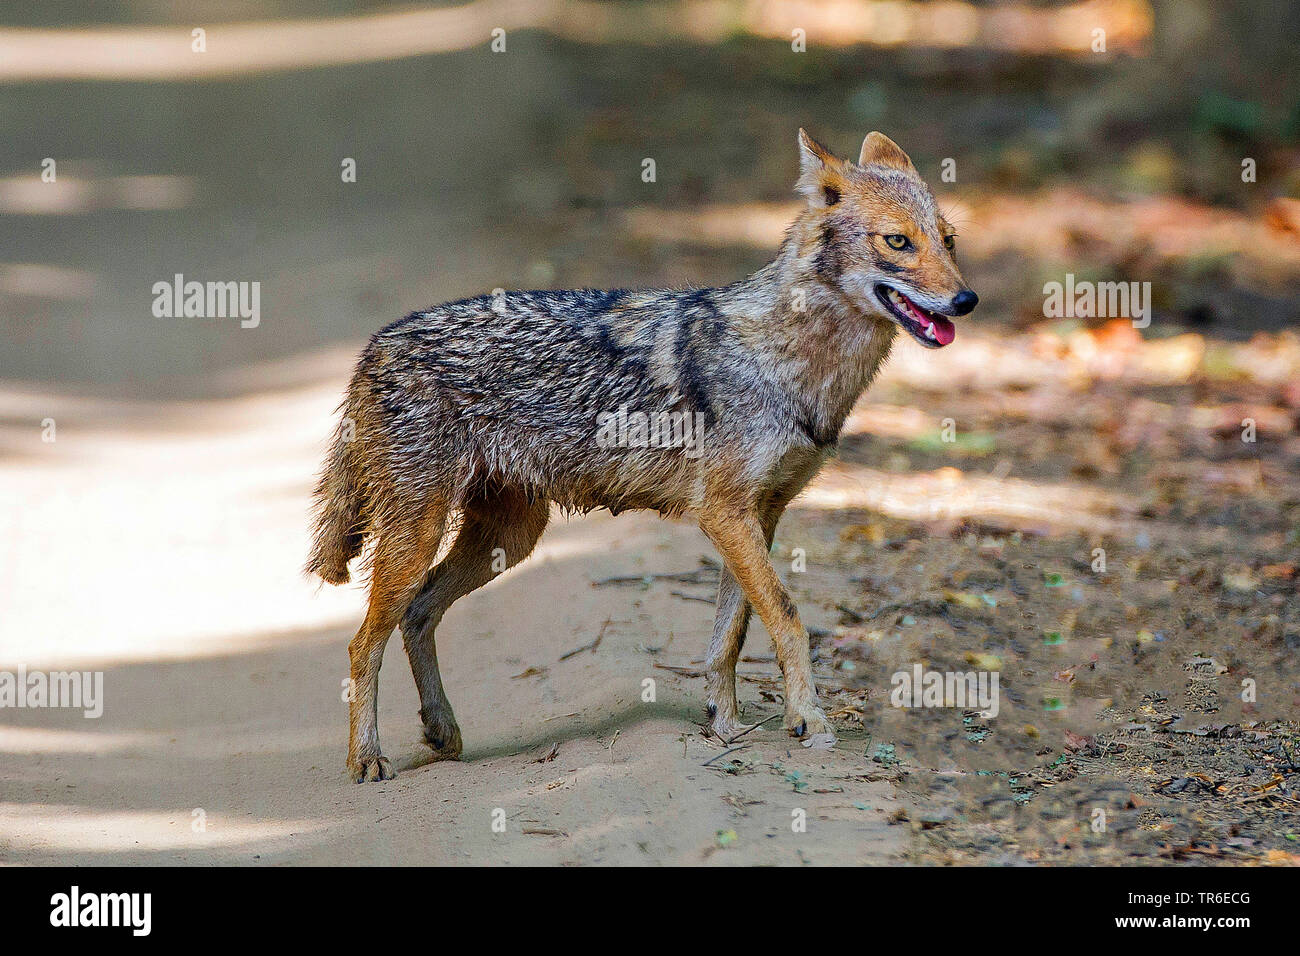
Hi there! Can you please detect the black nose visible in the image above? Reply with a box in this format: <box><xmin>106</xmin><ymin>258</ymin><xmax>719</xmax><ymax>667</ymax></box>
<box><xmin>950</xmin><ymin>290</ymin><xmax>979</xmax><ymax>315</ymax></box>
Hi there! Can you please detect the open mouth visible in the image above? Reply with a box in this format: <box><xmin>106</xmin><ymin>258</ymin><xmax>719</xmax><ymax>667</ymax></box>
<box><xmin>874</xmin><ymin>284</ymin><xmax>957</xmax><ymax>348</ymax></box>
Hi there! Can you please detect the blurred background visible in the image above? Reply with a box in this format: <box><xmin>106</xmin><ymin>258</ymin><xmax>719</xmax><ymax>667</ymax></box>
<box><xmin>3</xmin><ymin>0</ymin><xmax>1297</xmax><ymax>390</ymax></box>
<box><xmin>1</xmin><ymin>1</ymin><xmax>1298</xmax><ymax>865</ymax></box>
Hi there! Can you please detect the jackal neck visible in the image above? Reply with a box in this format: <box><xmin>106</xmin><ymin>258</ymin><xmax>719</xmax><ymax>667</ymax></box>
<box><xmin>730</xmin><ymin>215</ymin><xmax>898</xmax><ymax>444</ymax></box>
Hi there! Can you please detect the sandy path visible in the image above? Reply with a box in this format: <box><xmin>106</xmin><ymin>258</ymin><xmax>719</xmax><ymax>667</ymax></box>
<box><xmin>0</xmin><ymin>352</ymin><xmax>905</xmax><ymax>865</ymax></box>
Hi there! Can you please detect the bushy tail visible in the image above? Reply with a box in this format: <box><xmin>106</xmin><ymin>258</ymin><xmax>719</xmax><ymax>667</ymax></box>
<box><xmin>306</xmin><ymin>410</ymin><xmax>368</xmax><ymax>585</ymax></box>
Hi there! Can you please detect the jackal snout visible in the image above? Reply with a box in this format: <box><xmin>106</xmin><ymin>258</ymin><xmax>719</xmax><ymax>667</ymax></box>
<box><xmin>796</xmin><ymin>127</ymin><xmax>978</xmax><ymax>348</ymax></box>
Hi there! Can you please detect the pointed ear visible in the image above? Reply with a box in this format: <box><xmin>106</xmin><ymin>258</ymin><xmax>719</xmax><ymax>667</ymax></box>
<box><xmin>858</xmin><ymin>131</ymin><xmax>917</xmax><ymax>175</ymax></box>
<box><xmin>796</xmin><ymin>128</ymin><xmax>845</xmax><ymax>207</ymax></box>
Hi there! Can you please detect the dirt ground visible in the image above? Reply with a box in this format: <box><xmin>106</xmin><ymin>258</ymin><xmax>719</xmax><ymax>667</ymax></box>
<box><xmin>0</xmin><ymin>348</ymin><xmax>909</xmax><ymax>866</ymax></box>
<box><xmin>3</xmin><ymin>314</ymin><xmax>1298</xmax><ymax>866</ymax></box>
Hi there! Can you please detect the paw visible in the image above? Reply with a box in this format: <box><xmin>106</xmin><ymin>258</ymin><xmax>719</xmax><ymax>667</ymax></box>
<box><xmin>349</xmin><ymin>755</ymin><xmax>396</xmax><ymax>783</ymax></box>
<box><xmin>707</xmin><ymin>707</ymin><xmax>748</xmax><ymax>743</ymax></box>
<box><xmin>423</xmin><ymin>721</ymin><xmax>463</xmax><ymax>761</ymax></box>
<box><xmin>784</xmin><ymin>702</ymin><xmax>835</xmax><ymax>741</ymax></box>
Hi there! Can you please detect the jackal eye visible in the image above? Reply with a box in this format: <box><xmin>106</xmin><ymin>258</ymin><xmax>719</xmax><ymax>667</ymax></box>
<box><xmin>943</xmin><ymin>235</ymin><xmax>956</xmax><ymax>253</ymax></box>
<box><xmin>884</xmin><ymin>234</ymin><xmax>911</xmax><ymax>251</ymax></box>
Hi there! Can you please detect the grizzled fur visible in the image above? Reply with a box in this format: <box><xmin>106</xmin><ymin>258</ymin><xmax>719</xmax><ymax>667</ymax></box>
<box><xmin>308</xmin><ymin>129</ymin><xmax>977</xmax><ymax>782</ymax></box>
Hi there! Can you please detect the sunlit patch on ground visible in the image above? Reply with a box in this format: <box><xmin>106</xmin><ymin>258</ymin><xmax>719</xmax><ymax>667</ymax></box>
<box><xmin>0</xmin><ymin>0</ymin><xmax>1153</xmax><ymax>81</ymax></box>
<box><xmin>0</xmin><ymin>803</ymin><xmax>334</xmax><ymax>855</ymax></box>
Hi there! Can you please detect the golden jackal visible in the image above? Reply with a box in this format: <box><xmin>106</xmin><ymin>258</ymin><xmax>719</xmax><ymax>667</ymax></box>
<box><xmin>309</xmin><ymin>130</ymin><xmax>978</xmax><ymax>781</ymax></box>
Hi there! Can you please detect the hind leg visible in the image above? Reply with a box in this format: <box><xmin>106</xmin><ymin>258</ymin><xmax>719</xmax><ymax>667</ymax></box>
<box><xmin>401</xmin><ymin>488</ymin><xmax>548</xmax><ymax>760</ymax></box>
<box><xmin>347</xmin><ymin>506</ymin><xmax>447</xmax><ymax>783</ymax></box>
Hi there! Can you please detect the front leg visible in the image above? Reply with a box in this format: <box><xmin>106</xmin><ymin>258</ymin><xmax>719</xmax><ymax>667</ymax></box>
<box><xmin>705</xmin><ymin>505</ymin><xmax>783</xmax><ymax>739</ymax></box>
<box><xmin>700</xmin><ymin>506</ymin><xmax>832</xmax><ymax>740</ymax></box>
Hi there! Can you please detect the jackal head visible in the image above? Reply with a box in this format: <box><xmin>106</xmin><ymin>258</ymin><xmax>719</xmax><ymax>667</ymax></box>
<box><xmin>795</xmin><ymin>128</ymin><xmax>978</xmax><ymax>348</ymax></box>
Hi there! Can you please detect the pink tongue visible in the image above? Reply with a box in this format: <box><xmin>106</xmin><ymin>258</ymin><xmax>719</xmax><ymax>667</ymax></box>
<box><xmin>929</xmin><ymin>315</ymin><xmax>956</xmax><ymax>345</ymax></box>
<box><xmin>903</xmin><ymin>297</ymin><xmax>957</xmax><ymax>346</ymax></box>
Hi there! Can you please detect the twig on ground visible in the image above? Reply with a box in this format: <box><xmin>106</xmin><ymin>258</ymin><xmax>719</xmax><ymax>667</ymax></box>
<box><xmin>591</xmin><ymin>560</ymin><xmax>720</xmax><ymax>589</ymax></box>
<box><xmin>724</xmin><ymin>712</ymin><xmax>783</xmax><ymax>745</ymax></box>
<box><xmin>703</xmin><ymin>744</ymin><xmax>752</xmax><ymax>767</ymax></box>
<box><xmin>670</xmin><ymin>590</ymin><xmax>714</xmax><ymax>604</ymax></box>
<box><xmin>654</xmin><ymin>662</ymin><xmax>705</xmax><ymax>678</ymax></box>
<box><xmin>559</xmin><ymin>616</ymin><xmax>612</xmax><ymax>660</ymax></box>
